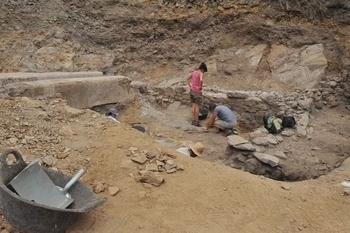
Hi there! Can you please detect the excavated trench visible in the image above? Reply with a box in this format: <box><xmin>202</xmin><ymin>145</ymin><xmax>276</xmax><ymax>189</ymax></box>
<box><xmin>91</xmin><ymin>103</ymin><xmax>148</xmax><ymax>133</ymax></box>
<box><xmin>91</xmin><ymin>98</ymin><xmax>350</xmax><ymax>183</ymax></box>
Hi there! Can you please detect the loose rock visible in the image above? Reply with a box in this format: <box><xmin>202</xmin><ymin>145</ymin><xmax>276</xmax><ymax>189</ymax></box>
<box><xmin>93</xmin><ymin>181</ymin><xmax>105</xmax><ymax>194</ymax></box>
<box><xmin>108</xmin><ymin>187</ymin><xmax>120</xmax><ymax>196</ymax></box>
<box><xmin>135</xmin><ymin>170</ymin><xmax>164</xmax><ymax>187</ymax></box>
<box><xmin>131</xmin><ymin>155</ymin><xmax>148</xmax><ymax>164</ymax></box>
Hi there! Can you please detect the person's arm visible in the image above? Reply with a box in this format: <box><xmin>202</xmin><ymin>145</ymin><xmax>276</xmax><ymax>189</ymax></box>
<box><xmin>199</xmin><ymin>72</ymin><xmax>203</xmax><ymax>90</ymax></box>
<box><xmin>203</xmin><ymin>113</ymin><xmax>217</xmax><ymax>130</ymax></box>
<box><xmin>186</xmin><ymin>73</ymin><xmax>192</xmax><ymax>88</ymax></box>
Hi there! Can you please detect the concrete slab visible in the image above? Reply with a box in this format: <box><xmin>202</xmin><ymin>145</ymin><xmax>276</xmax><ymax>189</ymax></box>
<box><xmin>0</xmin><ymin>71</ymin><xmax>103</xmax><ymax>86</ymax></box>
<box><xmin>5</xmin><ymin>76</ymin><xmax>136</xmax><ymax>109</ymax></box>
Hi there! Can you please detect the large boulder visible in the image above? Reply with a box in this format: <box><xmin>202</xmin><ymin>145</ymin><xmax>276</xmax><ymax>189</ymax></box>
<box><xmin>268</xmin><ymin>44</ymin><xmax>327</xmax><ymax>89</ymax></box>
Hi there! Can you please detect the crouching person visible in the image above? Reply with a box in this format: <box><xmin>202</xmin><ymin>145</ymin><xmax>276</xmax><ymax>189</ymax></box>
<box><xmin>203</xmin><ymin>103</ymin><xmax>238</xmax><ymax>136</ymax></box>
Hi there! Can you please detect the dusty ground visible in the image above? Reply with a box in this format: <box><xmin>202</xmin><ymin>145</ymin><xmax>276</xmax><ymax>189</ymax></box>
<box><xmin>70</xmin><ymin>98</ymin><xmax>350</xmax><ymax>233</ymax></box>
<box><xmin>0</xmin><ymin>96</ymin><xmax>349</xmax><ymax>233</ymax></box>
<box><xmin>1</xmin><ymin>0</ymin><xmax>350</xmax><ymax>232</ymax></box>
<box><xmin>120</xmin><ymin>100</ymin><xmax>350</xmax><ymax>180</ymax></box>
<box><xmin>56</xmin><ymin>98</ymin><xmax>350</xmax><ymax>233</ymax></box>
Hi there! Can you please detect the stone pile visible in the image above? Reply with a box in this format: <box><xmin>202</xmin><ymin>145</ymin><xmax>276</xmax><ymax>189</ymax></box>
<box><xmin>0</xmin><ymin>97</ymin><xmax>96</xmax><ymax>173</ymax></box>
<box><xmin>225</xmin><ymin>132</ymin><xmax>287</xmax><ymax>180</ymax></box>
<box><xmin>121</xmin><ymin>147</ymin><xmax>184</xmax><ymax>187</ymax></box>
<box><xmin>223</xmin><ymin>112</ymin><xmax>335</xmax><ymax>181</ymax></box>
<box><xmin>0</xmin><ymin>97</ymin><xmax>102</xmax><ymax>232</ymax></box>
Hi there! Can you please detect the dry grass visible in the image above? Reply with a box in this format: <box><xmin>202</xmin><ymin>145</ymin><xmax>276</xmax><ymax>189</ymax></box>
<box><xmin>269</xmin><ymin>0</ymin><xmax>349</xmax><ymax>19</ymax></box>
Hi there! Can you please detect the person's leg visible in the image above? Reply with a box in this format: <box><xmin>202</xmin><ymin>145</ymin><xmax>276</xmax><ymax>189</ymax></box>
<box><xmin>190</xmin><ymin>92</ymin><xmax>196</xmax><ymax>125</ymax></box>
<box><xmin>194</xmin><ymin>103</ymin><xmax>199</xmax><ymax>121</ymax></box>
<box><xmin>193</xmin><ymin>93</ymin><xmax>203</xmax><ymax>127</ymax></box>
<box><xmin>214</xmin><ymin>120</ymin><xmax>235</xmax><ymax>135</ymax></box>
<box><xmin>191</xmin><ymin>103</ymin><xmax>195</xmax><ymax>121</ymax></box>
<box><xmin>213</xmin><ymin>120</ymin><xmax>228</xmax><ymax>130</ymax></box>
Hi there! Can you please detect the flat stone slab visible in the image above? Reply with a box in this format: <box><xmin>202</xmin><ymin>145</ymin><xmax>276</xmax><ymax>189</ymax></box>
<box><xmin>252</xmin><ymin>137</ymin><xmax>269</xmax><ymax>146</ymax></box>
<box><xmin>5</xmin><ymin>76</ymin><xmax>136</xmax><ymax>109</ymax></box>
<box><xmin>253</xmin><ymin>152</ymin><xmax>280</xmax><ymax>167</ymax></box>
<box><xmin>131</xmin><ymin>155</ymin><xmax>148</xmax><ymax>164</ymax></box>
<box><xmin>234</xmin><ymin>142</ymin><xmax>256</xmax><ymax>152</ymax></box>
<box><xmin>274</xmin><ymin>151</ymin><xmax>287</xmax><ymax>160</ymax></box>
<box><xmin>227</xmin><ymin>90</ymin><xmax>250</xmax><ymax>99</ymax></box>
<box><xmin>227</xmin><ymin>135</ymin><xmax>249</xmax><ymax>146</ymax></box>
<box><xmin>266</xmin><ymin>135</ymin><xmax>278</xmax><ymax>145</ymax></box>
<box><xmin>0</xmin><ymin>71</ymin><xmax>103</xmax><ymax>85</ymax></box>
<box><xmin>281</xmin><ymin>130</ymin><xmax>294</xmax><ymax>137</ymax></box>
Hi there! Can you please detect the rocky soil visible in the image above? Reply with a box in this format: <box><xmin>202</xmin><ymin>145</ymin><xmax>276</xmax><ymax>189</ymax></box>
<box><xmin>1</xmin><ymin>0</ymin><xmax>350</xmax><ymax>91</ymax></box>
<box><xmin>1</xmin><ymin>0</ymin><xmax>350</xmax><ymax>232</ymax></box>
<box><xmin>0</xmin><ymin>95</ymin><xmax>349</xmax><ymax>232</ymax></box>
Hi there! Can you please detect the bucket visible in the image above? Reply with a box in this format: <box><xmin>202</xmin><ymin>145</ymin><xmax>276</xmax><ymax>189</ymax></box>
<box><xmin>198</xmin><ymin>108</ymin><xmax>208</xmax><ymax>120</ymax></box>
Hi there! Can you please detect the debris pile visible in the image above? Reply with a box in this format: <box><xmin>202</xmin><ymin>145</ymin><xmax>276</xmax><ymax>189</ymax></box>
<box><xmin>224</xmin><ymin>112</ymin><xmax>348</xmax><ymax>181</ymax></box>
<box><xmin>126</xmin><ymin>147</ymin><xmax>184</xmax><ymax>187</ymax></box>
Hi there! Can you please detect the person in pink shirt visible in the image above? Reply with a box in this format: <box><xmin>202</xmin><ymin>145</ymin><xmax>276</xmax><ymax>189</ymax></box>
<box><xmin>186</xmin><ymin>62</ymin><xmax>208</xmax><ymax>126</ymax></box>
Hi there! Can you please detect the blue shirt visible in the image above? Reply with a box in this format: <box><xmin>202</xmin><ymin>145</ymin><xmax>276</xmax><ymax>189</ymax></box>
<box><xmin>214</xmin><ymin>105</ymin><xmax>237</xmax><ymax>123</ymax></box>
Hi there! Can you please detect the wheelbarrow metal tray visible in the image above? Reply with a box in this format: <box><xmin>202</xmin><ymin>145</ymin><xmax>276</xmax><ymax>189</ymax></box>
<box><xmin>0</xmin><ymin>149</ymin><xmax>107</xmax><ymax>233</ymax></box>
<box><xmin>8</xmin><ymin>159</ymin><xmax>76</xmax><ymax>209</ymax></box>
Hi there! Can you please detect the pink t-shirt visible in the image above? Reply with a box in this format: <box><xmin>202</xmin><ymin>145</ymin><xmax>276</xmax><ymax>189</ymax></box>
<box><xmin>190</xmin><ymin>70</ymin><xmax>202</xmax><ymax>93</ymax></box>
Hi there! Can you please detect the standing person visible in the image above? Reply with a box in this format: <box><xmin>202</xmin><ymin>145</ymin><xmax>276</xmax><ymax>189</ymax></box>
<box><xmin>186</xmin><ymin>62</ymin><xmax>208</xmax><ymax>127</ymax></box>
<box><xmin>203</xmin><ymin>103</ymin><xmax>238</xmax><ymax>136</ymax></box>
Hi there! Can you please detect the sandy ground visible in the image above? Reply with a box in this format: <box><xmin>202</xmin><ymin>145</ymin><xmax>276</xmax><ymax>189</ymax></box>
<box><xmin>67</xmin><ymin>125</ymin><xmax>350</xmax><ymax>233</ymax></box>
<box><xmin>62</xmin><ymin>100</ymin><xmax>350</xmax><ymax>233</ymax></box>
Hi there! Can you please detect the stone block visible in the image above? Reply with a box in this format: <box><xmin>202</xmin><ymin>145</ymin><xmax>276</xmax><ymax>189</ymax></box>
<box><xmin>227</xmin><ymin>90</ymin><xmax>250</xmax><ymax>99</ymax></box>
<box><xmin>253</xmin><ymin>152</ymin><xmax>280</xmax><ymax>167</ymax></box>
<box><xmin>227</xmin><ymin>135</ymin><xmax>249</xmax><ymax>146</ymax></box>
<box><xmin>7</xmin><ymin>76</ymin><xmax>135</xmax><ymax>109</ymax></box>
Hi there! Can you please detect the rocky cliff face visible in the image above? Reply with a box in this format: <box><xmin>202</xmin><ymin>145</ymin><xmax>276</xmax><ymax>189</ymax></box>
<box><xmin>0</xmin><ymin>0</ymin><xmax>349</xmax><ymax>95</ymax></box>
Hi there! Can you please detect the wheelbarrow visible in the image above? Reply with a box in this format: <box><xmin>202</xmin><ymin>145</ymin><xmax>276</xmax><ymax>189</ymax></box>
<box><xmin>0</xmin><ymin>149</ymin><xmax>107</xmax><ymax>233</ymax></box>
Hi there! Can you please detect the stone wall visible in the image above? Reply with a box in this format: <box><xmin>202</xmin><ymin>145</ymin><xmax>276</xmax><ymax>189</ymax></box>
<box><xmin>147</xmin><ymin>73</ymin><xmax>346</xmax><ymax>129</ymax></box>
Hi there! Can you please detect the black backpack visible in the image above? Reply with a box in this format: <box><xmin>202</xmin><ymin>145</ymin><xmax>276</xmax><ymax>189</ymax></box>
<box><xmin>281</xmin><ymin>116</ymin><xmax>296</xmax><ymax>128</ymax></box>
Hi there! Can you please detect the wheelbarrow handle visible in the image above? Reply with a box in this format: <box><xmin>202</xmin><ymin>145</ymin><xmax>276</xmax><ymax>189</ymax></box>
<box><xmin>62</xmin><ymin>169</ymin><xmax>86</xmax><ymax>194</ymax></box>
<box><xmin>0</xmin><ymin>149</ymin><xmax>27</xmax><ymax>171</ymax></box>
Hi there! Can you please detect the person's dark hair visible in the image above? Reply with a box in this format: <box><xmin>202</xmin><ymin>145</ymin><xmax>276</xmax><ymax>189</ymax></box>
<box><xmin>208</xmin><ymin>103</ymin><xmax>217</xmax><ymax>111</ymax></box>
<box><xmin>198</xmin><ymin>62</ymin><xmax>208</xmax><ymax>73</ymax></box>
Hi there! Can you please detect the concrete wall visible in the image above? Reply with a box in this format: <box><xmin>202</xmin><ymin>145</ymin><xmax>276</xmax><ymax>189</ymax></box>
<box><xmin>6</xmin><ymin>76</ymin><xmax>136</xmax><ymax>109</ymax></box>
<box><xmin>0</xmin><ymin>71</ymin><xmax>103</xmax><ymax>86</ymax></box>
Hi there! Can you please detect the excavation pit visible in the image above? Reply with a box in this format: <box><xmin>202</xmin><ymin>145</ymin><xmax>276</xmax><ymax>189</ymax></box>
<box><xmin>91</xmin><ymin>99</ymin><xmax>350</xmax><ymax>182</ymax></box>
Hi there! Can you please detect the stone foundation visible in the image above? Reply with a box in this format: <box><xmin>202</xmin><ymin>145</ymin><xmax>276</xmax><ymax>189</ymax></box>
<box><xmin>147</xmin><ymin>72</ymin><xmax>346</xmax><ymax>129</ymax></box>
